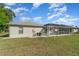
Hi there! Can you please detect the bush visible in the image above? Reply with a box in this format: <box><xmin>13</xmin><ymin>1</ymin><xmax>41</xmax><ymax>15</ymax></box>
<box><xmin>37</xmin><ymin>33</ymin><xmax>41</xmax><ymax>36</ymax></box>
<box><xmin>73</xmin><ymin>32</ymin><xmax>79</xmax><ymax>34</ymax></box>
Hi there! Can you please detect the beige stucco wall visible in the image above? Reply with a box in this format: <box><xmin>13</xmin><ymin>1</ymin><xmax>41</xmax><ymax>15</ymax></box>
<box><xmin>9</xmin><ymin>26</ymin><xmax>42</xmax><ymax>38</ymax></box>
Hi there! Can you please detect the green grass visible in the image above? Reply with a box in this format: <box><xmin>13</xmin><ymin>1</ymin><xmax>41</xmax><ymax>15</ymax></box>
<box><xmin>0</xmin><ymin>34</ymin><xmax>79</xmax><ymax>56</ymax></box>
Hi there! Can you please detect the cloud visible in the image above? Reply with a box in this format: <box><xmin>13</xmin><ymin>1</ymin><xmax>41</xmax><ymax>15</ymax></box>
<box><xmin>33</xmin><ymin>16</ymin><xmax>42</xmax><ymax>20</ymax></box>
<box><xmin>32</xmin><ymin>3</ymin><xmax>43</xmax><ymax>9</ymax></box>
<box><xmin>53</xmin><ymin>15</ymin><xmax>79</xmax><ymax>25</ymax></box>
<box><xmin>12</xmin><ymin>7</ymin><xmax>29</xmax><ymax>17</ymax></box>
<box><xmin>33</xmin><ymin>16</ymin><xmax>43</xmax><ymax>24</ymax></box>
<box><xmin>48</xmin><ymin>5</ymin><xmax>67</xmax><ymax>20</ymax></box>
<box><xmin>65</xmin><ymin>14</ymin><xmax>71</xmax><ymax>18</ymax></box>
<box><xmin>48</xmin><ymin>12</ymin><xmax>62</xmax><ymax>20</ymax></box>
<box><xmin>19</xmin><ymin>16</ymin><xmax>43</xmax><ymax>23</ymax></box>
<box><xmin>4</xmin><ymin>6</ymin><xmax>11</xmax><ymax>9</ymax></box>
<box><xmin>53</xmin><ymin>5</ymin><xmax>67</xmax><ymax>13</ymax></box>
<box><xmin>48</xmin><ymin>3</ymin><xmax>64</xmax><ymax>9</ymax></box>
<box><xmin>20</xmin><ymin>17</ymin><xmax>31</xmax><ymax>21</ymax></box>
<box><xmin>49</xmin><ymin>4</ymin><xmax>78</xmax><ymax>25</ymax></box>
<box><xmin>47</xmin><ymin>13</ymin><xmax>51</xmax><ymax>16</ymax></box>
<box><xmin>13</xmin><ymin>7</ymin><xmax>29</xmax><ymax>13</ymax></box>
<box><xmin>5</xmin><ymin>3</ymin><xmax>16</xmax><ymax>6</ymax></box>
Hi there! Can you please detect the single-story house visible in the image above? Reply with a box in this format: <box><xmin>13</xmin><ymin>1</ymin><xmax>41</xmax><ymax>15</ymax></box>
<box><xmin>9</xmin><ymin>21</ymin><xmax>79</xmax><ymax>38</ymax></box>
<box><xmin>9</xmin><ymin>21</ymin><xmax>43</xmax><ymax>38</ymax></box>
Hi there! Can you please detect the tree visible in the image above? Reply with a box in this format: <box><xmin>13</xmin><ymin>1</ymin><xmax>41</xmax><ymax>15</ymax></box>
<box><xmin>0</xmin><ymin>3</ymin><xmax>16</xmax><ymax>32</ymax></box>
<box><xmin>0</xmin><ymin>3</ymin><xmax>4</xmax><ymax>8</ymax></box>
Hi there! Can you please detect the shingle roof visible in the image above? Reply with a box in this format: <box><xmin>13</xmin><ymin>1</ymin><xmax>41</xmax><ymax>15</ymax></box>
<box><xmin>9</xmin><ymin>21</ymin><xmax>79</xmax><ymax>29</ymax></box>
<box><xmin>44</xmin><ymin>23</ymin><xmax>79</xmax><ymax>29</ymax></box>
<box><xmin>9</xmin><ymin>20</ymin><xmax>43</xmax><ymax>27</ymax></box>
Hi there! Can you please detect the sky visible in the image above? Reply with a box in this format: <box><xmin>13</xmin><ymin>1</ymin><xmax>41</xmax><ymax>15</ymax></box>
<box><xmin>4</xmin><ymin>3</ymin><xmax>79</xmax><ymax>26</ymax></box>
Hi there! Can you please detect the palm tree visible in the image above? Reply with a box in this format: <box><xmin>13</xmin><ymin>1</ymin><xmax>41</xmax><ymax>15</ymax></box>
<box><xmin>4</xmin><ymin>8</ymin><xmax>16</xmax><ymax>22</ymax></box>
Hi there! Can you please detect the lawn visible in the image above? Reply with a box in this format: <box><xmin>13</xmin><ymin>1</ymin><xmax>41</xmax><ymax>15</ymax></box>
<box><xmin>0</xmin><ymin>34</ymin><xmax>79</xmax><ymax>56</ymax></box>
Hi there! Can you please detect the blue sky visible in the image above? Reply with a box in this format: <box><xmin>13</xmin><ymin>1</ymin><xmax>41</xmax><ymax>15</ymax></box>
<box><xmin>4</xmin><ymin>3</ymin><xmax>79</xmax><ymax>26</ymax></box>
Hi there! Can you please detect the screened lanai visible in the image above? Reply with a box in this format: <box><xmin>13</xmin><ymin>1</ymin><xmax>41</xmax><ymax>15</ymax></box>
<box><xmin>40</xmin><ymin>24</ymin><xmax>79</xmax><ymax>35</ymax></box>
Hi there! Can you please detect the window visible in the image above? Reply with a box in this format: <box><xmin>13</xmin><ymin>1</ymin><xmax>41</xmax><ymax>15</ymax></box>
<box><xmin>19</xmin><ymin>27</ymin><xmax>23</xmax><ymax>34</ymax></box>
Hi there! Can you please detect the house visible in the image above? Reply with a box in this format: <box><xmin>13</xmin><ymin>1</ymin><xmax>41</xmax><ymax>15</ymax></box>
<box><xmin>41</xmin><ymin>23</ymin><xmax>79</xmax><ymax>35</ymax></box>
<box><xmin>9</xmin><ymin>21</ymin><xmax>79</xmax><ymax>38</ymax></box>
<box><xmin>9</xmin><ymin>21</ymin><xmax>43</xmax><ymax>38</ymax></box>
